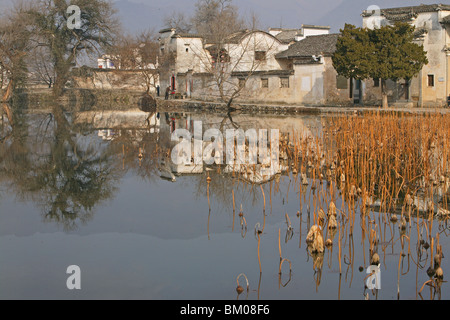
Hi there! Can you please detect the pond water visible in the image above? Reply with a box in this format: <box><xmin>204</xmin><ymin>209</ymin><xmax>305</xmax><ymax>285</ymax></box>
<box><xmin>0</xmin><ymin>108</ymin><xmax>449</xmax><ymax>300</ymax></box>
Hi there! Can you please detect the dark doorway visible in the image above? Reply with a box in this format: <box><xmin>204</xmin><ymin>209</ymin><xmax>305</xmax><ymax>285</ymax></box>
<box><xmin>354</xmin><ymin>79</ymin><xmax>362</xmax><ymax>105</ymax></box>
<box><xmin>171</xmin><ymin>76</ymin><xmax>176</xmax><ymax>91</ymax></box>
<box><xmin>398</xmin><ymin>80</ymin><xmax>410</xmax><ymax>100</ymax></box>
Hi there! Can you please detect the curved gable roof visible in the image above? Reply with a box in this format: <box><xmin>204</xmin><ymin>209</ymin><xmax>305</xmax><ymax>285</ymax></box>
<box><xmin>275</xmin><ymin>34</ymin><xmax>339</xmax><ymax>59</ymax></box>
<box><xmin>363</xmin><ymin>3</ymin><xmax>450</xmax><ymax>19</ymax></box>
<box><xmin>225</xmin><ymin>29</ymin><xmax>283</xmax><ymax>45</ymax></box>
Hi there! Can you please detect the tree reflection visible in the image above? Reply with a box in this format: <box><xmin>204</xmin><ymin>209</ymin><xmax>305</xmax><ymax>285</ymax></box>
<box><xmin>0</xmin><ymin>104</ymin><xmax>124</xmax><ymax>231</ymax></box>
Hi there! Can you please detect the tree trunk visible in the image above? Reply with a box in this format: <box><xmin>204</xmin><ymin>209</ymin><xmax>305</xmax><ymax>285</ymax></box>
<box><xmin>226</xmin><ymin>97</ymin><xmax>234</xmax><ymax>109</ymax></box>
<box><xmin>52</xmin><ymin>76</ymin><xmax>67</xmax><ymax>97</ymax></box>
<box><xmin>2</xmin><ymin>103</ymin><xmax>13</xmax><ymax>126</ymax></box>
<box><xmin>381</xmin><ymin>79</ymin><xmax>389</xmax><ymax>109</ymax></box>
<box><xmin>52</xmin><ymin>62</ymin><xmax>71</xmax><ymax>98</ymax></box>
<box><xmin>2</xmin><ymin>81</ymin><xmax>14</xmax><ymax>125</ymax></box>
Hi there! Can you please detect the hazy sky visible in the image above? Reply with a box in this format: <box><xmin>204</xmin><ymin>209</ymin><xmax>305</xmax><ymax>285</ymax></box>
<box><xmin>111</xmin><ymin>0</ymin><xmax>449</xmax><ymax>33</ymax></box>
<box><xmin>0</xmin><ymin>0</ymin><xmax>447</xmax><ymax>33</ymax></box>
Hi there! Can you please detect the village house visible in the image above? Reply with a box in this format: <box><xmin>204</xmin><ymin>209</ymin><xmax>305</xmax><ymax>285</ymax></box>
<box><xmin>158</xmin><ymin>25</ymin><xmax>346</xmax><ymax>105</ymax></box>
<box><xmin>362</xmin><ymin>4</ymin><xmax>450</xmax><ymax>107</ymax></box>
<box><xmin>158</xmin><ymin>27</ymin><xmax>291</xmax><ymax>101</ymax></box>
<box><xmin>158</xmin><ymin>28</ymin><xmax>205</xmax><ymax>96</ymax></box>
<box><xmin>154</xmin><ymin>4</ymin><xmax>450</xmax><ymax>107</ymax></box>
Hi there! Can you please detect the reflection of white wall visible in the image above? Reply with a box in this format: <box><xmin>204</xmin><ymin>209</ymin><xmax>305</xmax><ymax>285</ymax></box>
<box><xmin>98</xmin><ymin>129</ymin><xmax>118</xmax><ymax>141</ymax></box>
<box><xmin>171</xmin><ymin>163</ymin><xmax>203</xmax><ymax>174</ymax></box>
<box><xmin>77</xmin><ymin>111</ymin><xmax>160</xmax><ymax>134</ymax></box>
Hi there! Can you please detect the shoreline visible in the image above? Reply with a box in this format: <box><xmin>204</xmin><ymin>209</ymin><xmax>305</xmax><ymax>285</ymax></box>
<box><xmin>5</xmin><ymin>88</ymin><xmax>450</xmax><ymax>115</ymax></box>
<box><xmin>155</xmin><ymin>97</ymin><xmax>450</xmax><ymax>115</ymax></box>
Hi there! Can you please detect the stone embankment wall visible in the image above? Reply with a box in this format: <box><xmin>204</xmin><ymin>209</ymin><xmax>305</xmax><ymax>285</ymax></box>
<box><xmin>71</xmin><ymin>67</ymin><xmax>159</xmax><ymax>95</ymax></box>
<box><xmin>10</xmin><ymin>88</ymin><xmax>148</xmax><ymax>112</ymax></box>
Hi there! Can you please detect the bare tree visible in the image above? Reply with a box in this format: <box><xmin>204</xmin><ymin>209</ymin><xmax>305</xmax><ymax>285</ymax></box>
<box><xmin>187</xmin><ymin>13</ymin><xmax>279</xmax><ymax>110</ymax></box>
<box><xmin>0</xmin><ymin>4</ymin><xmax>33</xmax><ymax>124</ymax></box>
<box><xmin>192</xmin><ymin>0</ymin><xmax>244</xmax><ymax>41</ymax></box>
<box><xmin>110</xmin><ymin>30</ymin><xmax>160</xmax><ymax>95</ymax></box>
<box><xmin>135</xmin><ymin>31</ymin><xmax>160</xmax><ymax>95</ymax></box>
<box><xmin>163</xmin><ymin>11</ymin><xmax>193</xmax><ymax>34</ymax></box>
<box><xmin>28</xmin><ymin>46</ymin><xmax>56</xmax><ymax>88</ymax></box>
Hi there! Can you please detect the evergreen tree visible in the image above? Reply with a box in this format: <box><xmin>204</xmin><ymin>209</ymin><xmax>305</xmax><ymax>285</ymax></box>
<box><xmin>333</xmin><ymin>22</ymin><xmax>428</xmax><ymax>108</ymax></box>
<box><xmin>332</xmin><ymin>24</ymin><xmax>373</xmax><ymax>81</ymax></box>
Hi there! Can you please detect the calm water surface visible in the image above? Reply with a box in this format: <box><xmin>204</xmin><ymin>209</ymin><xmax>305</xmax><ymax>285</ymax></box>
<box><xmin>0</xmin><ymin>108</ymin><xmax>448</xmax><ymax>300</ymax></box>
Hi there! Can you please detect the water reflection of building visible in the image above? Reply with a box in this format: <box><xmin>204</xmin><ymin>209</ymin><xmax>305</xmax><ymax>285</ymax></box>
<box><xmin>76</xmin><ymin>111</ymin><xmax>160</xmax><ymax>131</ymax></box>
<box><xmin>98</xmin><ymin>129</ymin><xmax>119</xmax><ymax>141</ymax></box>
<box><xmin>76</xmin><ymin>111</ymin><xmax>161</xmax><ymax>142</ymax></box>
<box><xmin>162</xmin><ymin>112</ymin><xmax>313</xmax><ymax>184</ymax></box>
<box><xmin>165</xmin><ymin>112</ymin><xmax>194</xmax><ymax>135</ymax></box>
<box><xmin>223</xmin><ymin>163</ymin><xmax>287</xmax><ymax>185</ymax></box>
<box><xmin>79</xmin><ymin>110</ymin><xmax>320</xmax><ymax>185</ymax></box>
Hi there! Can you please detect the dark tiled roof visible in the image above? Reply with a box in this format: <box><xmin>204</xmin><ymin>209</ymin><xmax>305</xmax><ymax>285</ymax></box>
<box><xmin>200</xmin><ymin>30</ymin><xmax>264</xmax><ymax>45</ymax></box>
<box><xmin>275</xmin><ymin>34</ymin><xmax>339</xmax><ymax>59</ymax></box>
<box><xmin>362</xmin><ymin>4</ymin><xmax>450</xmax><ymax>18</ymax></box>
<box><xmin>205</xmin><ymin>29</ymin><xmax>283</xmax><ymax>47</ymax></box>
<box><xmin>275</xmin><ymin>29</ymin><xmax>301</xmax><ymax>44</ymax></box>
<box><xmin>301</xmin><ymin>24</ymin><xmax>331</xmax><ymax>30</ymax></box>
<box><xmin>293</xmin><ymin>59</ymin><xmax>322</xmax><ymax>65</ymax></box>
<box><xmin>231</xmin><ymin>70</ymin><xmax>294</xmax><ymax>77</ymax></box>
<box><xmin>172</xmin><ymin>33</ymin><xmax>204</xmax><ymax>39</ymax></box>
<box><xmin>414</xmin><ymin>28</ymin><xmax>428</xmax><ymax>39</ymax></box>
<box><xmin>224</xmin><ymin>30</ymin><xmax>252</xmax><ymax>44</ymax></box>
<box><xmin>442</xmin><ymin>14</ymin><xmax>450</xmax><ymax>23</ymax></box>
<box><xmin>159</xmin><ymin>28</ymin><xmax>176</xmax><ymax>34</ymax></box>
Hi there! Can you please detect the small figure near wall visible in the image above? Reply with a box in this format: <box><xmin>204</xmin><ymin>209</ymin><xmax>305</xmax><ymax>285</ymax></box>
<box><xmin>165</xmin><ymin>86</ymin><xmax>170</xmax><ymax>100</ymax></box>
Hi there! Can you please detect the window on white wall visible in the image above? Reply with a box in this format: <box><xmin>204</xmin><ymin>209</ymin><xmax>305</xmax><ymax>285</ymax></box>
<box><xmin>239</xmin><ymin>78</ymin><xmax>246</xmax><ymax>88</ymax></box>
<box><xmin>255</xmin><ymin>51</ymin><xmax>267</xmax><ymax>61</ymax></box>
<box><xmin>428</xmin><ymin>74</ymin><xmax>435</xmax><ymax>87</ymax></box>
<box><xmin>280</xmin><ymin>77</ymin><xmax>289</xmax><ymax>88</ymax></box>
<box><xmin>261</xmin><ymin>78</ymin><xmax>268</xmax><ymax>88</ymax></box>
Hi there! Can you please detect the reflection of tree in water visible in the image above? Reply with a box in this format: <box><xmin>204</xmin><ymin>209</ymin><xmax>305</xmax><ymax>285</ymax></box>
<box><xmin>0</xmin><ymin>105</ymin><xmax>123</xmax><ymax>231</ymax></box>
<box><xmin>166</xmin><ymin>112</ymin><xmax>287</xmax><ymax>214</ymax></box>
<box><xmin>0</xmin><ymin>97</ymin><xmax>32</xmax><ymax>201</ymax></box>
<box><xmin>42</xmin><ymin>109</ymin><xmax>121</xmax><ymax>230</ymax></box>
<box><xmin>108</xmin><ymin>117</ymin><xmax>163</xmax><ymax>183</ymax></box>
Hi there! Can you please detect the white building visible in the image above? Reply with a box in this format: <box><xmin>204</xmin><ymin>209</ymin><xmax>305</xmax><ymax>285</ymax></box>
<box><xmin>158</xmin><ymin>27</ymin><xmax>295</xmax><ymax>99</ymax></box>
<box><xmin>98</xmin><ymin>55</ymin><xmax>116</xmax><ymax>69</ymax></box>
<box><xmin>362</xmin><ymin>3</ymin><xmax>450</xmax><ymax>107</ymax></box>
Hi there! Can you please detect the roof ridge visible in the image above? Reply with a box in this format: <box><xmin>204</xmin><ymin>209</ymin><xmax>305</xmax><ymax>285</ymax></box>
<box><xmin>363</xmin><ymin>3</ymin><xmax>450</xmax><ymax>17</ymax></box>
